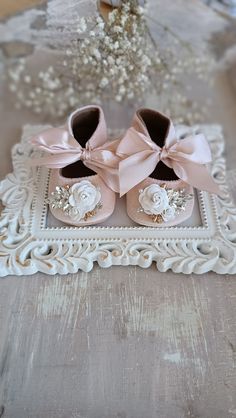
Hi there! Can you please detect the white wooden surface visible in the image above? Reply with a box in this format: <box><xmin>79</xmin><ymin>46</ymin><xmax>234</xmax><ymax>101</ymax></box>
<box><xmin>0</xmin><ymin>270</ymin><xmax>236</xmax><ymax>418</ymax></box>
<box><xmin>0</xmin><ymin>1</ymin><xmax>236</xmax><ymax>417</ymax></box>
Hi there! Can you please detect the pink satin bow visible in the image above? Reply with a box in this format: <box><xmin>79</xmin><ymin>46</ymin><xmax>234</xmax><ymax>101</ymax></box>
<box><xmin>31</xmin><ymin>127</ymin><xmax>120</xmax><ymax>193</ymax></box>
<box><xmin>117</xmin><ymin>126</ymin><xmax>220</xmax><ymax>196</ymax></box>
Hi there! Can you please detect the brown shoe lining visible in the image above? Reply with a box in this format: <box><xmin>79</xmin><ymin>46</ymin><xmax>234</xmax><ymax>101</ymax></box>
<box><xmin>138</xmin><ymin>109</ymin><xmax>179</xmax><ymax>181</ymax></box>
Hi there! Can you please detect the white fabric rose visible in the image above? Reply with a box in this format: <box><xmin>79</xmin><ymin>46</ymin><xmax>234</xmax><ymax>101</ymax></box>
<box><xmin>68</xmin><ymin>180</ymin><xmax>101</xmax><ymax>221</ymax></box>
<box><xmin>139</xmin><ymin>184</ymin><xmax>170</xmax><ymax>216</ymax></box>
<box><xmin>162</xmin><ymin>206</ymin><xmax>176</xmax><ymax>222</ymax></box>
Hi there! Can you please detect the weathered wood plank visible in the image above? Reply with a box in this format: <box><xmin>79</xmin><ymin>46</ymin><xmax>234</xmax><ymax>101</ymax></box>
<box><xmin>0</xmin><ymin>270</ymin><xmax>236</xmax><ymax>417</ymax></box>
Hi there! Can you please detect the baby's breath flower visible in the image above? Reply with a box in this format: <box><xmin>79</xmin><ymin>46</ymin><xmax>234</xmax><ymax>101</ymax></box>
<box><xmin>77</xmin><ymin>16</ymin><xmax>87</xmax><ymax>34</ymax></box>
<box><xmin>6</xmin><ymin>0</ymin><xmax>214</xmax><ymax>123</ymax></box>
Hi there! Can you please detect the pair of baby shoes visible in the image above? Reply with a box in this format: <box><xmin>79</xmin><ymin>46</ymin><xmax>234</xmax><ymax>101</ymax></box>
<box><xmin>31</xmin><ymin>105</ymin><xmax>220</xmax><ymax>227</ymax></box>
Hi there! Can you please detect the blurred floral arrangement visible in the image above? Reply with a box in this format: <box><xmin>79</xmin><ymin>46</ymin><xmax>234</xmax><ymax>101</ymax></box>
<box><xmin>6</xmin><ymin>0</ymin><xmax>213</xmax><ymax>124</ymax></box>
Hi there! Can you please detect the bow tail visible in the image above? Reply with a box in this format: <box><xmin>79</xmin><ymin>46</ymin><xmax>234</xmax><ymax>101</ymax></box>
<box><xmin>119</xmin><ymin>151</ymin><xmax>160</xmax><ymax>196</ymax></box>
<box><xmin>30</xmin><ymin>153</ymin><xmax>80</xmax><ymax>168</ymax></box>
<box><xmin>85</xmin><ymin>161</ymin><xmax>120</xmax><ymax>193</ymax></box>
<box><xmin>172</xmin><ymin>161</ymin><xmax>221</xmax><ymax>195</ymax></box>
<box><xmin>84</xmin><ymin>152</ymin><xmax>121</xmax><ymax>194</ymax></box>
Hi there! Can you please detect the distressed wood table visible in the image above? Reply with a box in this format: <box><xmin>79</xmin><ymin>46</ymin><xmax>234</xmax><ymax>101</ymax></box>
<box><xmin>0</xmin><ymin>1</ymin><xmax>236</xmax><ymax>417</ymax></box>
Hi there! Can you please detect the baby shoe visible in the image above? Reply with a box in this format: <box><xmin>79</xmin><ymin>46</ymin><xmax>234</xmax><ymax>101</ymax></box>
<box><xmin>116</xmin><ymin>108</ymin><xmax>220</xmax><ymax>227</ymax></box>
<box><xmin>31</xmin><ymin>105</ymin><xmax>120</xmax><ymax>226</ymax></box>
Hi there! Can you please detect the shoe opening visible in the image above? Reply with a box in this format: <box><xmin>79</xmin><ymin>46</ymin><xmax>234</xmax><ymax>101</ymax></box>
<box><xmin>62</xmin><ymin>108</ymin><xmax>100</xmax><ymax>178</ymax></box>
<box><xmin>138</xmin><ymin>108</ymin><xmax>179</xmax><ymax>181</ymax></box>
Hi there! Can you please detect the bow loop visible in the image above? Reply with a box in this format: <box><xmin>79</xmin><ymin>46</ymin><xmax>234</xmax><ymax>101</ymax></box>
<box><xmin>30</xmin><ymin>127</ymin><xmax>120</xmax><ymax>193</ymax></box>
<box><xmin>118</xmin><ymin>126</ymin><xmax>220</xmax><ymax>196</ymax></box>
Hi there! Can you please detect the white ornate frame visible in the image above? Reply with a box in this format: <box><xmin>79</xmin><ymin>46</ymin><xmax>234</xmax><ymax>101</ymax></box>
<box><xmin>0</xmin><ymin>124</ymin><xmax>236</xmax><ymax>276</ymax></box>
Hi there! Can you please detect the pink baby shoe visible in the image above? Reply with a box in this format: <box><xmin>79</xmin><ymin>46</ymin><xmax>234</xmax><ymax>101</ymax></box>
<box><xmin>116</xmin><ymin>108</ymin><xmax>221</xmax><ymax>227</ymax></box>
<box><xmin>31</xmin><ymin>105</ymin><xmax>120</xmax><ymax>226</ymax></box>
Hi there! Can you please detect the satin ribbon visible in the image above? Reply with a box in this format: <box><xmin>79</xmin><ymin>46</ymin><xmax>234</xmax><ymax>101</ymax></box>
<box><xmin>117</xmin><ymin>126</ymin><xmax>221</xmax><ymax>196</ymax></box>
<box><xmin>31</xmin><ymin>127</ymin><xmax>120</xmax><ymax>193</ymax></box>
